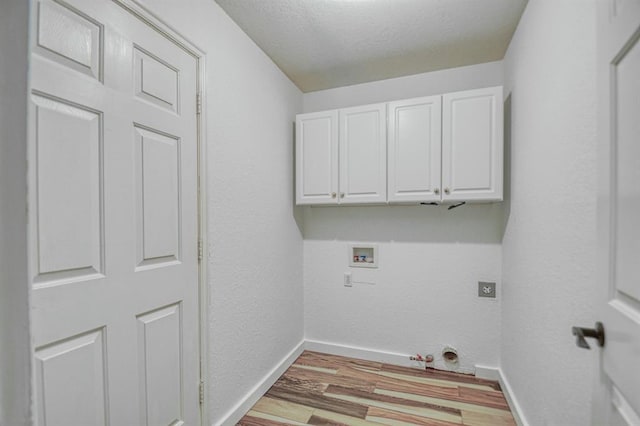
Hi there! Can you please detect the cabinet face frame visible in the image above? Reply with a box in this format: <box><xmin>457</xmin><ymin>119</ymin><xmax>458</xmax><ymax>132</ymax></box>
<box><xmin>387</xmin><ymin>95</ymin><xmax>442</xmax><ymax>203</ymax></box>
<box><xmin>442</xmin><ymin>86</ymin><xmax>504</xmax><ymax>202</ymax></box>
<box><xmin>339</xmin><ymin>103</ymin><xmax>388</xmax><ymax>204</ymax></box>
<box><xmin>295</xmin><ymin>110</ymin><xmax>339</xmax><ymax>205</ymax></box>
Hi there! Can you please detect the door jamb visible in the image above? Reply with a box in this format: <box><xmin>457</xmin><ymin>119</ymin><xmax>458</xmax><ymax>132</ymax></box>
<box><xmin>110</xmin><ymin>2</ymin><xmax>209</xmax><ymax>424</ymax></box>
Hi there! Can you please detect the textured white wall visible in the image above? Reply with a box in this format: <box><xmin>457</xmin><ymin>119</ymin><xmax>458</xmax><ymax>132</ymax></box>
<box><xmin>304</xmin><ymin>206</ymin><xmax>503</xmax><ymax>372</ymax></box>
<box><xmin>303</xmin><ymin>60</ymin><xmax>503</xmax><ymax>112</ymax></box>
<box><xmin>135</xmin><ymin>1</ymin><xmax>304</xmax><ymax>423</ymax></box>
<box><xmin>0</xmin><ymin>1</ymin><xmax>31</xmax><ymax>425</ymax></box>
<box><xmin>302</xmin><ymin>62</ymin><xmax>505</xmax><ymax>372</ymax></box>
<box><xmin>501</xmin><ymin>1</ymin><xmax>598</xmax><ymax>425</ymax></box>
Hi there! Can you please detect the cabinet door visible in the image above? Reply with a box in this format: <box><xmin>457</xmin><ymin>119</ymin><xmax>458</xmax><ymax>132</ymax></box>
<box><xmin>296</xmin><ymin>110</ymin><xmax>339</xmax><ymax>205</ymax></box>
<box><xmin>339</xmin><ymin>103</ymin><xmax>387</xmax><ymax>204</ymax></box>
<box><xmin>388</xmin><ymin>96</ymin><xmax>442</xmax><ymax>203</ymax></box>
<box><xmin>442</xmin><ymin>86</ymin><xmax>503</xmax><ymax>202</ymax></box>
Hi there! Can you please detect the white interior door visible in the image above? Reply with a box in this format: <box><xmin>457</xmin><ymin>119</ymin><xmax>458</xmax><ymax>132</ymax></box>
<box><xmin>339</xmin><ymin>103</ymin><xmax>387</xmax><ymax>204</ymax></box>
<box><xmin>594</xmin><ymin>2</ymin><xmax>640</xmax><ymax>425</ymax></box>
<box><xmin>29</xmin><ymin>0</ymin><xmax>200</xmax><ymax>424</ymax></box>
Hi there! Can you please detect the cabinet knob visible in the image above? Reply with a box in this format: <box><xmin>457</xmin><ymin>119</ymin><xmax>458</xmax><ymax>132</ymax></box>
<box><xmin>331</xmin><ymin>192</ymin><xmax>337</xmax><ymax>198</ymax></box>
<box><xmin>444</xmin><ymin>188</ymin><xmax>450</xmax><ymax>195</ymax></box>
<box><xmin>434</xmin><ymin>188</ymin><xmax>440</xmax><ymax>195</ymax></box>
<box><xmin>340</xmin><ymin>193</ymin><xmax>345</xmax><ymax>198</ymax></box>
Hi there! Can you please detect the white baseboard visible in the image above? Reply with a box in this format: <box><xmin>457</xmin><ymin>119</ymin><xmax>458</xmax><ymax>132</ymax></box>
<box><xmin>305</xmin><ymin>339</ymin><xmax>476</xmax><ymax>374</ymax></box>
<box><xmin>215</xmin><ymin>340</ymin><xmax>305</xmax><ymax>426</ymax></box>
<box><xmin>475</xmin><ymin>366</ymin><xmax>529</xmax><ymax>426</ymax></box>
<box><xmin>474</xmin><ymin>364</ymin><xmax>501</xmax><ymax>381</ymax></box>
<box><xmin>304</xmin><ymin>339</ymin><xmax>414</xmax><ymax>368</ymax></box>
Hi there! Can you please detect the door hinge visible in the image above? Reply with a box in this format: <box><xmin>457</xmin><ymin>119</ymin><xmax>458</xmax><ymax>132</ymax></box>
<box><xmin>199</xmin><ymin>380</ymin><xmax>205</xmax><ymax>405</ymax></box>
<box><xmin>196</xmin><ymin>92</ymin><xmax>202</xmax><ymax>115</ymax></box>
<box><xmin>198</xmin><ymin>239</ymin><xmax>203</xmax><ymax>261</ymax></box>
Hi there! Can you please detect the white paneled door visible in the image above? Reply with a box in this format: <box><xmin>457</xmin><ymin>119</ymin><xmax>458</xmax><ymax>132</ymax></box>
<box><xmin>593</xmin><ymin>1</ymin><xmax>640</xmax><ymax>425</ymax></box>
<box><xmin>29</xmin><ymin>1</ymin><xmax>200</xmax><ymax>425</ymax></box>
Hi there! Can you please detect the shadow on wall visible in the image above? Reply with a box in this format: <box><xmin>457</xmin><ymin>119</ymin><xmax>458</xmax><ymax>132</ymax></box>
<box><xmin>292</xmin><ymin>120</ymin><xmax>305</xmax><ymax>235</ymax></box>
<box><xmin>501</xmin><ymin>93</ymin><xmax>512</xmax><ymax>241</ymax></box>
<box><xmin>303</xmin><ymin>202</ymin><xmax>505</xmax><ymax>244</ymax></box>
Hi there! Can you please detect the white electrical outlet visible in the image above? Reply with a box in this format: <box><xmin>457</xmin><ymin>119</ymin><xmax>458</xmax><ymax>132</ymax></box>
<box><xmin>344</xmin><ymin>272</ymin><xmax>352</xmax><ymax>287</ymax></box>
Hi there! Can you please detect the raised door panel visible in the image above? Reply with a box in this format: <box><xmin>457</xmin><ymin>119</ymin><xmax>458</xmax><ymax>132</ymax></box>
<box><xmin>134</xmin><ymin>125</ymin><xmax>181</xmax><ymax>270</ymax></box>
<box><xmin>35</xmin><ymin>329</ymin><xmax>108</xmax><ymax>426</ymax></box>
<box><xmin>137</xmin><ymin>304</ymin><xmax>184</xmax><ymax>426</ymax></box>
<box><xmin>388</xmin><ymin>96</ymin><xmax>442</xmax><ymax>203</ymax></box>
<box><xmin>442</xmin><ymin>86</ymin><xmax>503</xmax><ymax>202</ymax></box>
<box><xmin>339</xmin><ymin>103</ymin><xmax>387</xmax><ymax>204</ymax></box>
<box><xmin>296</xmin><ymin>111</ymin><xmax>339</xmax><ymax>204</ymax></box>
<box><xmin>34</xmin><ymin>0</ymin><xmax>103</xmax><ymax>80</ymax></box>
<box><xmin>134</xmin><ymin>46</ymin><xmax>179</xmax><ymax>113</ymax></box>
<box><xmin>31</xmin><ymin>93</ymin><xmax>104</xmax><ymax>286</ymax></box>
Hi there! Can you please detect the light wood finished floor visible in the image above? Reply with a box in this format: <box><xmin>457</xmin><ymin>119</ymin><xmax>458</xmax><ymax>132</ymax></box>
<box><xmin>238</xmin><ymin>351</ymin><xmax>515</xmax><ymax>426</ymax></box>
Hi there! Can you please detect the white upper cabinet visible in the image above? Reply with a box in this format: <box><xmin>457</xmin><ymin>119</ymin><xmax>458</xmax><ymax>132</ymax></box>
<box><xmin>442</xmin><ymin>86</ymin><xmax>503</xmax><ymax>202</ymax></box>
<box><xmin>296</xmin><ymin>110</ymin><xmax>339</xmax><ymax>205</ymax></box>
<box><xmin>387</xmin><ymin>96</ymin><xmax>442</xmax><ymax>203</ymax></box>
<box><xmin>339</xmin><ymin>103</ymin><xmax>387</xmax><ymax>204</ymax></box>
<box><xmin>295</xmin><ymin>86</ymin><xmax>503</xmax><ymax>206</ymax></box>
<box><xmin>296</xmin><ymin>104</ymin><xmax>386</xmax><ymax>205</ymax></box>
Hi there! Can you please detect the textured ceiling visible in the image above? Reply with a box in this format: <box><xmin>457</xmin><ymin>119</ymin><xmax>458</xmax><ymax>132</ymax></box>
<box><xmin>215</xmin><ymin>0</ymin><xmax>527</xmax><ymax>92</ymax></box>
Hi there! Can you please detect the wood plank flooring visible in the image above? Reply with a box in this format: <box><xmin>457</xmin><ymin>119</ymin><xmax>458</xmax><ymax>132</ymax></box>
<box><xmin>238</xmin><ymin>351</ymin><xmax>515</xmax><ymax>426</ymax></box>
